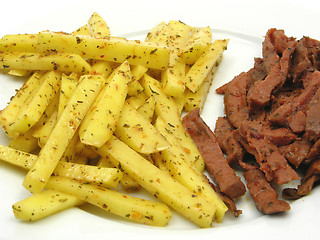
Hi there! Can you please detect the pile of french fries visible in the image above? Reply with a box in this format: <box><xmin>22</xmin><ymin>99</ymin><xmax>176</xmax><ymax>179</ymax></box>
<box><xmin>0</xmin><ymin>12</ymin><xmax>229</xmax><ymax>228</ymax></box>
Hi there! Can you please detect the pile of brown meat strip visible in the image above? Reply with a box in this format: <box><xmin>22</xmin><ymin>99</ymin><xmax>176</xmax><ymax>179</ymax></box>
<box><xmin>182</xmin><ymin>28</ymin><xmax>320</xmax><ymax>216</ymax></box>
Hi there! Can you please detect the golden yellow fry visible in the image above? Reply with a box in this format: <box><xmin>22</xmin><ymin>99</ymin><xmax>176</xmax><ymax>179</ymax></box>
<box><xmin>46</xmin><ymin>176</ymin><xmax>172</xmax><ymax>227</ymax></box>
<box><xmin>8</xmin><ymin>128</ymin><xmax>39</xmax><ymax>153</ymax></box>
<box><xmin>0</xmin><ymin>51</ymin><xmax>92</xmax><ymax>74</ymax></box>
<box><xmin>145</xmin><ymin>22</ymin><xmax>170</xmax><ymax>44</ymax></box>
<box><xmin>79</xmin><ymin>61</ymin><xmax>131</xmax><ymax>147</ymax></box>
<box><xmin>88</xmin><ymin>11</ymin><xmax>110</xmax><ymax>39</ymax></box>
<box><xmin>185</xmin><ymin>39</ymin><xmax>229</xmax><ymax>93</ymax></box>
<box><xmin>0</xmin><ymin>34</ymin><xmax>38</xmax><ymax>52</ymax></box>
<box><xmin>6</xmin><ymin>71</ymin><xmax>61</xmax><ymax>138</ymax></box>
<box><xmin>12</xmin><ymin>189</ymin><xmax>84</xmax><ymax>222</ymax></box>
<box><xmin>53</xmin><ymin>161</ymin><xmax>122</xmax><ymax>189</ymax></box>
<box><xmin>0</xmin><ymin>72</ymin><xmax>43</xmax><ymax>135</ymax></box>
<box><xmin>114</xmin><ymin>102</ymin><xmax>170</xmax><ymax>154</ymax></box>
<box><xmin>23</xmin><ymin>75</ymin><xmax>104</xmax><ymax>193</ymax></box>
<box><xmin>37</xmin><ymin>31</ymin><xmax>170</xmax><ymax>70</ymax></box>
<box><xmin>96</xmin><ymin>136</ymin><xmax>216</xmax><ymax>228</ymax></box>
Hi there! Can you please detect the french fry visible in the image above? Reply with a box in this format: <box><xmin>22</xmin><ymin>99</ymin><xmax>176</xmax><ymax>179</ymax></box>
<box><xmin>0</xmin><ymin>34</ymin><xmax>38</xmax><ymax>52</ymax></box>
<box><xmin>23</xmin><ymin>75</ymin><xmax>104</xmax><ymax>193</ymax></box>
<box><xmin>185</xmin><ymin>39</ymin><xmax>229</xmax><ymax>93</ymax></box>
<box><xmin>114</xmin><ymin>102</ymin><xmax>170</xmax><ymax>154</ymax></box>
<box><xmin>88</xmin><ymin>11</ymin><xmax>111</xmax><ymax>39</ymax></box>
<box><xmin>37</xmin><ymin>31</ymin><xmax>170</xmax><ymax>70</ymax></box>
<box><xmin>0</xmin><ymin>71</ymin><xmax>44</xmax><ymax>136</ymax></box>
<box><xmin>53</xmin><ymin>161</ymin><xmax>122</xmax><ymax>189</ymax></box>
<box><xmin>154</xmin><ymin>117</ymin><xmax>227</xmax><ymax>222</ymax></box>
<box><xmin>127</xmin><ymin>65</ymin><xmax>148</xmax><ymax>96</ymax></box>
<box><xmin>79</xmin><ymin>61</ymin><xmax>131</xmax><ymax>147</ymax></box>
<box><xmin>5</xmin><ymin>71</ymin><xmax>61</xmax><ymax>138</ymax></box>
<box><xmin>136</xmin><ymin>96</ymin><xmax>155</xmax><ymax>122</ymax></box>
<box><xmin>12</xmin><ymin>189</ymin><xmax>84</xmax><ymax>222</ymax></box>
<box><xmin>184</xmin><ymin>56</ymin><xmax>222</xmax><ymax>112</ymax></box>
<box><xmin>7</xmin><ymin>69</ymin><xmax>33</xmax><ymax>77</ymax></box>
<box><xmin>46</xmin><ymin>176</ymin><xmax>172</xmax><ymax>227</ymax></box>
<box><xmin>0</xmin><ymin>51</ymin><xmax>92</xmax><ymax>74</ymax></box>
<box><xmin>96</xmin><ymin>136</ymin><xmax>217</xmax><ymax>228</ymax></box>
<box><xmin>180</xmin><ymin>27</ymin><xmax>212</xmax><ymax>65</ymax></box>
<box><xmin>141</xmin><ymin>74</ymin><xmax>205</xmax><ymax>172</ymax></box>
<box><xmin>91</xmin><ymin>60</ymin><xmax>113</xmax><ymax>78</ymax></box>
<box><xmin>145</xmin><ymin>22</ymin><xmax>170</xmax><ymax>44</ymax></box>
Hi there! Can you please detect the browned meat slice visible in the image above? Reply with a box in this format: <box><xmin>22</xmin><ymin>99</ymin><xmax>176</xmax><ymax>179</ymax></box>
<box><xmin>205</xmin><ymin>177</ymin><xmax>242</xmax><ymax>217</ymax></box>
<box><xmin>307</xmin><ymin>138</ymin><xmax>320</xmax><ymax>160</ymax></box>
<box><xmin>182</xmin><ymin>108</ymin><xmax>246</xmax><ymax>200</ymax></box>
<box><xmin>268</xmin><ymin>71</ymin><xmax>320</xmax><ymax>126</ymax></box>
<box><xmin>215</xmin><ymin>82</ymin><xmax>229</xmax><ymax>95</ymax></box>
<box><xmin>247</xmin><ymin>64</ymin><xmax>285</xmax><ymax>108</ymax></box>
<box><xmin>243</xmin><ymin>169</ymin><xmax>291</xmax><ymax>214</ymax></box>
<box><xmin>262</xmin><ymin>28</ymin><xmax>280</xmax><ymax>74</ymax></box>
<box><xmin>224</xmin><ymin>72</ymin><xmax>249</xmax><ymax>129</ymax></box>
<box><xmin>261</xmin><ymin>127</ymin><xmax>297</xmax><ymax>146</ymax></box>
<box><xmin>286</xmin><ymin>110</ymin><xmax>307</xmax><ymax>133</ymax></box>
<box><xmin>305</xmin><ymin>87</ymin><xmax>320</xmax><ymax>141</ymax></box>
<box><xmin>279</xmin><ymin>135</ymin><xmax>312</xmax><ymax>168</ymax></box>
<box><xmin>214</xmin><ymin>116</ymin><xmax>244</xmax><ymax>167</ymax></box>
<box><xmin>247</xmin><ymin>38</ymin><xmax>297</xmax><ymax>109</ymax></box>
<box><xmin>246</xmin><ymin>58</ymin><xmax>267</xmax><ymax>91</ymax></box>
<box><xmin>283</xmin><ymin>159</ymin><xmax>320</xmax><ymax>200</ymax></box>
<box><xmin>239</xmin><ymin>121</ymin><xmax>300</xmax><ymax>185</ymax></box>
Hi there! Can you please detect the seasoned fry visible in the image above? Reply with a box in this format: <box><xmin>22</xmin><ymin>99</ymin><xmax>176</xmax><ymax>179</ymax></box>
<box><xmin>0</xmin><ymin>51</ymin><xmax>92</xmax><ymax>74</ymax></box>
<box><xmin>46</xmin><ymin>176</ymin><xmax>172</xmax><ymax>226</ymax></box>
<box><xmin>23</xmin><ymin>75</ymin><xmax>104</xmax><ymax>193</ymax></box>
<box><xmin>88</xmin><ymin>11</ymin><xmax>110</xmax><ymax>39</ymax></box>
<box><xmin>79</xmin><ymin>62</ymin><xmax>131</xmax><ymax>147</ymax></box>
<box><xmin>12</xmin><ymin>189</ymin><xmax>84</xmax><ymax>222</ymax></box>
<box><xmin>37</xmin><ymin>31</ymin><xmax>170</xmax><ymax>70</ymax></box>
<box><xmin>0</xmin><ymin>34</ymin><xmax>38</xmax><ymax>52</ymax></box>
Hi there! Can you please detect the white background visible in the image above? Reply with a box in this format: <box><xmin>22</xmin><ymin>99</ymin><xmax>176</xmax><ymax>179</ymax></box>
<box><xmin>0</xmin><ymin>1</ymin><xmax>320</xmax><ymax>240</ymax></box>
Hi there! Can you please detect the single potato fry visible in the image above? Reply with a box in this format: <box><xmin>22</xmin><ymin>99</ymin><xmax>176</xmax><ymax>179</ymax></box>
<box><xmin>12</xmin><ymin>189</ymin><xmax>84</xmax><ymax>222</ymax></box>
<box><xmin>37</xmin><ymin>31</ymin><xmax>170</xmax><ymax>70</ymax></box>
<box><xmin>46</xmin><ymin>176</ymin><xmax>172</xmax><ymax>226</ymax></box>
<box><xmin>23</xmin><ymin>75</ymin><xmax>104</xmax><ymax>193</ymax></box>
<box><xmin>0</xmin><ymin>34</ymin><xmax>38</xmax><ymax>52</ymax></box>
<box><xmin>0</xmin><ymin>51</ymin><xmax>92</xmax><ymax>74</ymax></box>
<box><xmin>79</xmin><ymin>61</ymin><xmax>131</xmax><ymax>147</ymax></box>
<box><xmin>88</xmin><ymin>11</ymin><xmax>111</xmax><ymax>39</ymax></box>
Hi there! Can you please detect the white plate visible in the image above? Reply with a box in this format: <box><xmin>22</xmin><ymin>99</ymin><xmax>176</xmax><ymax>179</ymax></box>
<box><xmin>1</xmin><ymin>1</ymin><xmax>320</xmax><ymax>239</ymax></box>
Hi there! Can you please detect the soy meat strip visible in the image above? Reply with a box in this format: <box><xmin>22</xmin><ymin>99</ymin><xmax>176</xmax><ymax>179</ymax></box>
<box><xmin>214</xmin><ymin>116</ymin><xmax>244</xmax><ymax>167</ymax></box>
<box><xmin>238</xmin><ymin>121</ymin><xmax>300</xmax><ymax>185</ymax></box>
<box><xmin>243</xmin><ymin>169</ymin><xmax>290</xmax><ymax>214</ymax></box>
<box><xmin>283</xmin><ymin>159</ymin><xmax>320</xmax><ymax>200</ymax></box>
<box><xmin>182</xmin><ymin>108</ymin><xmax>246</xmax><ymax>200</ymax></box>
